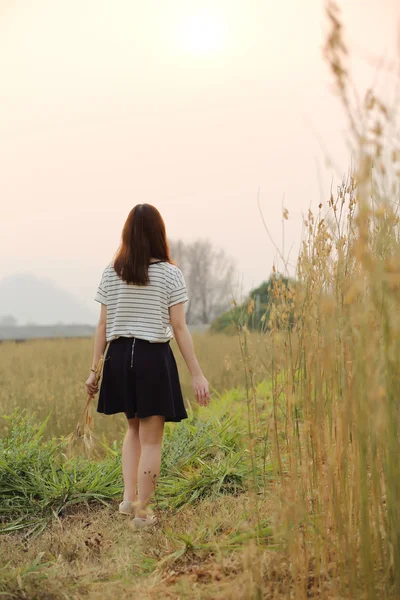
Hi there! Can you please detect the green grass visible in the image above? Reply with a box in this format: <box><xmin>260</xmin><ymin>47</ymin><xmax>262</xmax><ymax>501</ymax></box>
<box><xmin>0</xmin><ymin>387</ymin><xmax>273</xmax><ymax>537</ymax></box>
<box><xmin>0</xmin><ymin>388</ymin><xmax>280</xmax><ymax>600</ymax></box>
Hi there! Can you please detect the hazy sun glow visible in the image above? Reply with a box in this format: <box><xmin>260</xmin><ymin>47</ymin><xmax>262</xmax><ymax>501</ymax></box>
<box><xmin>2</xmin><ymin>0</ymin><xmax>399</xmax><ymax>308</ymax></box>
<box><xmin>180</xmin><ymin>14</ymin><xmax>226</xmax><ymax>55</ymax></box>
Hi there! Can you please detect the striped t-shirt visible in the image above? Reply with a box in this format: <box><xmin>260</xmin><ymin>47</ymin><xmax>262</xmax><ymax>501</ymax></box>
<box><xmin>94</xmin><ymin>261</ymin><xmax>188</xmax><ymax>343</ymax></box>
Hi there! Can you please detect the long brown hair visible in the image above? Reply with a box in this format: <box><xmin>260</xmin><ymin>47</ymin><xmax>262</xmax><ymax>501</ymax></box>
<box><xmin>114</xmin><ymin>204</ymin><xmax>173</xmax><ymax>285</ymax></box>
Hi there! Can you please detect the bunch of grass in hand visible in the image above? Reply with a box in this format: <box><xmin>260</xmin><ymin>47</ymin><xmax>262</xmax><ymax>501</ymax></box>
<box><xmin>67</xmin><ymin>346</ymin><xmax>108</xmax><ymax>454</ymax></box>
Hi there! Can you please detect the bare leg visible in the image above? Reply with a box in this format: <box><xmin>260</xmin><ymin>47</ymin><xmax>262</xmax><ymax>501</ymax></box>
<box><xmin>122</xmin><ymin>417</ymin><xmax>141</xmax><ymax>502</ymax></box>
<box><xmin>136</xmin><ymin>415</ymin><xmax>165</xmax><ymax>517</ymax></box>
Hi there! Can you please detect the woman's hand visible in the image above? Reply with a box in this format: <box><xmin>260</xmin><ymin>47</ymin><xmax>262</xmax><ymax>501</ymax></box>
<box><xmin>85</xmin><ymin>371</ymin><xmax>99</xmax><ymax>397</ymax></box>
<box><xmin>192</xmin><ymin>374</ymin><xmax>210</xmax><ymax>407</ymax></box>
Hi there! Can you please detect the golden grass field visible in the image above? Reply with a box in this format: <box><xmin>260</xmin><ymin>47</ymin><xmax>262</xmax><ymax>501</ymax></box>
<box><xmin>0</xmin><ymin>332</ymin><xmax>269</xmax><ymax>442</ymax></box>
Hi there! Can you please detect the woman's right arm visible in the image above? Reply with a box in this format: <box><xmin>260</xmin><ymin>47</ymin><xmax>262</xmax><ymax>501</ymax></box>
<box><xmin>169</xmin><ymin>303</ymin><xmax>210</xmax><ymax>406</ymax></box>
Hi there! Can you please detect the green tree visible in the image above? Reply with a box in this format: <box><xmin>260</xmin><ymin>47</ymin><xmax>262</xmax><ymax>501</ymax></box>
<box><xmin>211</xmin><ymin>275</ymin><xmax>294</xmax><ymax>333</ymax></box>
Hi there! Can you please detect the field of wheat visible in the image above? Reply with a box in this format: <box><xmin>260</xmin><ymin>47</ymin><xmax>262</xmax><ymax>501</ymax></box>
<box><xmin>0</xmin><ymin>332</ymin><xmax>273</xmax><ymax>443</ymax></box>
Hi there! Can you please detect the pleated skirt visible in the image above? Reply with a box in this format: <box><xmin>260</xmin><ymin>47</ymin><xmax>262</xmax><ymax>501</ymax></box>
<box><xmin>97</xmin><ymin>336</ymin><xmax>188</xmax><ymax>422</ymax></box>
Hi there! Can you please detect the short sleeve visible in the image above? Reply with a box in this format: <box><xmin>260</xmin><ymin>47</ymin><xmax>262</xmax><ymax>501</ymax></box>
<box><xmin>94</xmin><ymin>267</ymin><xmax>108</xmax><ymax>306</ymax></box>
<box><xmin>168</xmin><ymin>268</ymin><xmax>188</xmax><ymax>308</ymax></box>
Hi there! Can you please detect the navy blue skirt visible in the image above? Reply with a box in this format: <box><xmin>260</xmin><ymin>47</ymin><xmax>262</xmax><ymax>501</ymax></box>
<box><xmin>97</xmin><ymin>337</ymin><xmax>188</xmax><ymax>422</ymax></box>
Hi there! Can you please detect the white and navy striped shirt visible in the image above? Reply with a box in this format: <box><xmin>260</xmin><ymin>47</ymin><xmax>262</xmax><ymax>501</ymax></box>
<box><xmin>94</xmin><ymin>262</ymin><xmax>188</xmax><ymax>343</ymax></box>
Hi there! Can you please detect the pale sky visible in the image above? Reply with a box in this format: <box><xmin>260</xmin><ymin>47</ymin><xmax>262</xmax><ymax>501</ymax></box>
<box><xmin>1</xmin><ymin>0</ymin><xmax>399</xmax><ymax>309</ymax></box>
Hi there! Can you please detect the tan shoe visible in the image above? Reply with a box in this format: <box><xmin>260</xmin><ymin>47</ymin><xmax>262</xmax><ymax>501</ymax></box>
<box><xmin>119</xmin><ymin>500</ymin><xmax>136</xmax><ymax>516</ymax></box>
<box><xmin>132</xmin><ymin>515</ymin><xmax>158</xmax><ymax>531</ymax></box>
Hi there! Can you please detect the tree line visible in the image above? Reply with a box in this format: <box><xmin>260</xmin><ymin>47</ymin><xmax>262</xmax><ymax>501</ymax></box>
<box><xmin>170</xmin><ymin>240</ymin><xmax>235</xmax><ymax>325</ymax></box>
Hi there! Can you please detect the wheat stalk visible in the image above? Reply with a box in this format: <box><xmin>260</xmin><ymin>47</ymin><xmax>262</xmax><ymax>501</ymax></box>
<box><xmin>66</xmin><ymin>343</ymin><xmax>109</xmax><ymax>454</ymax></box>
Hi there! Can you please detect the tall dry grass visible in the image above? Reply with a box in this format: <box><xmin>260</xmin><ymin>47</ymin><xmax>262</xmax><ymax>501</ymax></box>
<box><xmin>258</xmin><ymin>4</ymin><xmax>400</xmax><ymax>597</ymax></box>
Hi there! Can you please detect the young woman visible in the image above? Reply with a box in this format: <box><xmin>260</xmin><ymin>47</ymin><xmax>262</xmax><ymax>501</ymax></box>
<box><xmin>85</xmin><ymin>204</ymin><xmax>210</xmax><ymax>530</ymax></box>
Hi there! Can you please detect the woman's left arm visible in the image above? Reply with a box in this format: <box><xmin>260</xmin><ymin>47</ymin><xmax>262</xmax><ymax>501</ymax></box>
<box><xmin>85</xmin><ymin>304</ymin><xmax>107</xmax><ymax>396</ymax></box>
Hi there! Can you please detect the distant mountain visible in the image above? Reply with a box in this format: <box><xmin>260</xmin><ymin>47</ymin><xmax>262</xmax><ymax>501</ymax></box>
<box><xmin>0</xmin><ymin>274</ymin><xmax>98</xmax><ymax>325</ymax></box>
